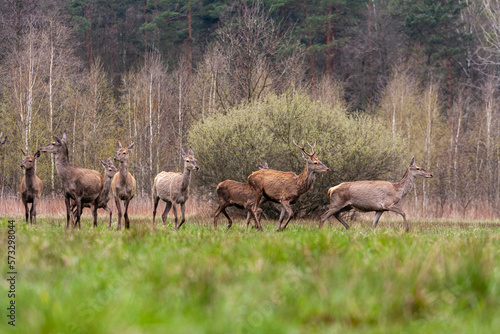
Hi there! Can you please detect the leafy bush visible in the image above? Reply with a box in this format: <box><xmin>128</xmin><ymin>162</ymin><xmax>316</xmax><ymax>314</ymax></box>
<box><xmin>189</xmin><ymin>91</ymin><xmax>404</xmax><ymax>215</ymax></box>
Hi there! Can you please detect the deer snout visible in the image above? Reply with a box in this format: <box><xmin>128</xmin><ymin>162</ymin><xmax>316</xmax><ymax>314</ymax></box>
<box><xmin>195</xmin><ymin>165</ymin><xmax>200</xmax><ymax>171</ymax></box>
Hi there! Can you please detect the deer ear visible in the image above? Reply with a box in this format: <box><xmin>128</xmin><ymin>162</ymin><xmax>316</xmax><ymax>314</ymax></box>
<box><xmin>117</xmin><ymin>141</ymin><xmax>123</xmax><ymax>148</ymax></box>
<box><xmin>53</xmin><ymin>134</ymin><xmax>62</xmax><ymax>144</ymax></box>
<box><xmin>410</xmin><ymin>157</ymin><xmax>415</xmax><ymax>166</ymax></box>
<box><xmin>128</xmin><ymin>142</ymin><xmax>134</xmax><ymax>150</ymax></box>
<box><xmin>62</xmin><ymin>133</ymin><xmax>67</xmax><ymax>142</ymax></box>
<box><xmin>263</xmin><ymin>160</ymin><xmax>268</xmax><ymax>168</ymax></box>
<box><xmin>20</xmin><ymin>148</ymin><xmax>27</xmax><ymax>156</ymax></box>
<box><xmin>108</xmin><ymin>157</ymin><xmax>114</xmax><ymax>165</ymax></box>
<box><xmin>181</xmin><ymin>148</ymin><xmax>186</xmax><ymax>158</ymax></box>
<box><xmin>189</xmin><ymin>147</ymin><xmax>194</xmax><ymax>156</ymax></box>
<box><xmin>34</xmin><ymin>150</ymin><xmax>41</xmax><ymax>158</ymax></box>
<box><xmin>301</xmin><ymin>151</ymin><xmax>309</xmax><ymax>160</ymax></box>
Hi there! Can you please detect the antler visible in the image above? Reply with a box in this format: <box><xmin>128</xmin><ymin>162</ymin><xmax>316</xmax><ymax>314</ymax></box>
<box><xmin>292</xmin><ymin>137</ymin><xmax>315</xmax><ymax>157</ymax></box>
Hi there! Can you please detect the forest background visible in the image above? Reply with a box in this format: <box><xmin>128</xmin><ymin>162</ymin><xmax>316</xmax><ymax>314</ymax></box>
<box><xmin>0</xmin><ymin>0</ymin><xmax>499</xmax><ymax>220</ymax></box>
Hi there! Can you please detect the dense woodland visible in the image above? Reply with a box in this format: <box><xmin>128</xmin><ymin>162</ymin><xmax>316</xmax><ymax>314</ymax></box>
<box><xmin>0</xmin><ymin>0</ymin><xmax>499</xmax><ymax>219</ymax></box>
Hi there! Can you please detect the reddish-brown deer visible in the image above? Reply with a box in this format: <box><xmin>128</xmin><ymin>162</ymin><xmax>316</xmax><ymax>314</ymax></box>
<box><xmin>152</xmin><ymin>148</ymin><xmax>199</xmax><ymax>230</ymax></box>
<box><xmin>71</xmin><ymin>158</ymin><xmax>117</xmax><ymax>228</ymax></box>
<box><xmin>20</xmin><ymin>149</ymin><xmax>43</xmax><ymax>225</ymax></box>
<box><xmin>319</xmin><ymin>157</ymin><xmax>433</xmax><ymax>232</ymax></box>
<box><xmin>111</xmin><ymin>141</ymin><xmax>136</xmax><ymax>230</ymax></box>
<box><xmin>248</xmin><ymin>140</ymin><xmax>330</xmax><ymax>232</ymax></box>
<box><xmin>214</xmin><ymin>161</ymin><xmax>268</xmax><ymax>231</ymax></box>
<box><xmin>39</xmin><ymin>133</ymin><xmax>103</xmax><ymax>228</ymax></box>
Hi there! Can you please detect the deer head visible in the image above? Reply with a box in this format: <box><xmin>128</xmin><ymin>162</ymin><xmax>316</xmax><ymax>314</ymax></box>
<box><xmin>39</xmin><ymin>133</ymin><xmax>68</xmax><ymax>155</ymax></box>
<box><xmin>181</xmin><ymin>147</ymin><xmax>200</xmax><ymax>171</ymax></box>
<box><xmin>20</xmin><ymin>149</ymin><xmax>41</xmax><ymax>170</ymax></box>
<box><xmin>292</xmin><ymin>138</ymin><xmax>330</xmax><ymax>173</ymax></box>
<box><xmin>114</xmin><ymin>141</ymin><xmax>134</xmax><ymax>163</ymax></box>
<box><xmin>100</xmin><ymin>157</ymin><xmax>118</xmax><ymax>179</ymax></box>
<box><xmin>408</xmin><ymin>157</ymin><xmax>433</xmax><ymax>178</ymax></box>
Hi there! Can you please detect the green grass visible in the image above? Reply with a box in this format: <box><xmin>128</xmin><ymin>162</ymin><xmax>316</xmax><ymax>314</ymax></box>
<box><xmin>1</xmin><ymin>216</ymin><xmax>500</xmax><ymax>333</ymax></box>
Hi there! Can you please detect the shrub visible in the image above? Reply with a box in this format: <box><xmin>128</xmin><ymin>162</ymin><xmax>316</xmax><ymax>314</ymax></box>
<box><xmin>189</xmin><ymin>91</ymin><xmax>404</xmax><ymax>215</ymax></box>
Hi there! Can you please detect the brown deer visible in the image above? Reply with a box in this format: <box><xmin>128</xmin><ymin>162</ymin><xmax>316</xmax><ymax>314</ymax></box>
<box><xmin>214</xmin><ymin>161</ymin><xmax>268</xmax><ymax>231</ymax></box>
<box><xmin>0</xmin><ymin>133</ymin><xmax>6</xmax><ymax>184</ymax></box>
<box><xmin>248</xmin><ymin>140</ymin><xmax>330</xmax><ymax>232</ymax></box>
<box><xmin>111</xmin><ymin>141</ymin><xmax>136</xmax><ymax>230</ymax></box>
<box><xmin>39</xmin><ymin>133</ymin><xmax>103</xmax><ymax>228</ymax></box>
<box><xmin>319</xmin><ymin>157</ymin><xmax>433</xmax><ymax>232</ymax></box>
<box><xmin>20</xmin><ymin>149</ymin><xmax>43</xmax><ymax>225</ymax></box>
<box><xmin>152</xmin><ymin>148</ymin><xmax>199</xmax><ymax>230</ymax></box>
<box><xmin>71</xmin><ymin>158</ymin><xmax>117</xmax><ymax>228</ymax></box>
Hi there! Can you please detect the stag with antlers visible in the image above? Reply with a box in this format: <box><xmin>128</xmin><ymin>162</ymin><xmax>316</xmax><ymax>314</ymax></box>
<box><xmin>248</xmin><ymin>140</ymin><xmax>330</xmax><ymax>231</ymax></box>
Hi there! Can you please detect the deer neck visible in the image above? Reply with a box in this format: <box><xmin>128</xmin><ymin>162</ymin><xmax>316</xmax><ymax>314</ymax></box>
<box><xmin>119</xmin><ymin>160</ymin><xmax>129</xmax><ymax>183</ymax></box>
<box><xmin>297</xmin><ymin>163</ymin><xmax>316</xmax><ymax>195</ymax></box>
<box><xmin>101</xmin><ymin>177</ymin><xmax>113</xmax><ymax>198</ymax></box>
<box><xmin>180</xmin><ymin>165</ymin><xmax>192</xmax><ymax>192</ymax></box>
<box><xmin>54</xmin><ymin>148</ymin><xmax>71</xmax><ymax>180</ymax></box>
<box><xmin>24</xmin><ymin>168</ymin><xmax>36</xmax><ymax>187</ymax></box>
<box><xmin>394</xmin><ymin>167</ymin><xmax>415</xmax><ymax>199</ymax></box>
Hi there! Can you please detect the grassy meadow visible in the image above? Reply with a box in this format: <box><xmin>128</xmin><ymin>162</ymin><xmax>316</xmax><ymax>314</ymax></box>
<box><xmin>1</xmin><ymin>215</ymin><xmax>500</xmax><ymax>333</ymax></box>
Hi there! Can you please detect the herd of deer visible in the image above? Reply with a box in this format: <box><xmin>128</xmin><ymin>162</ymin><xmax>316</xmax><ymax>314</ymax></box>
<box><xmin>1</xmin><ymin>132</ymin><xmax>433</xmax><ymax>232</ymax></box>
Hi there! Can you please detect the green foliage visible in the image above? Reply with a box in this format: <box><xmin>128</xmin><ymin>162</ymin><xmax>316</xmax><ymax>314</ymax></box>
<box><xmin>1</xmin><ymin>217</ymin><xmax>500</xmax><ymax>333</ymax></box>
<box><xmin>189</xmin><ymin>91</ymin><xmax>403</xmax><ymax>213</ymax></box>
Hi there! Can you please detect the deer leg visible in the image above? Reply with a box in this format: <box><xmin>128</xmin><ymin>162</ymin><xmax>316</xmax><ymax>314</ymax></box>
<box><xmin>319</xmin><ymin>208</ymin><xmax>335</xmax><ymax>229</ymax></box>
<box><xmin>75</xmin><ymin>200</ymin><xmax>83</xmax><ymax>229</ymax></box>
<box><xmin>162</xmin><ymin>201</ymin><xmax>172</xmax><ymax>226</ymax></box>
<box><xmin>65</xmin><ymin>196</ymin><xmax>71</xmax><ymax>229</ymax></box>
<box><xmin>172</xmin><ymin>204</ymin><xmax>179</xmax><ymax>230</ymax></box>
<box><xmin>31</xmin><ymin>199</ymin><xmax>37</xmax><ymax>226</ymax></box>
<box><xmin>177</xmin><ymin>203</ymin><xmax>186</xmax><ymax>229</ymax></box>
<box><xmin>221</xmin><ymin>209</ymin><xmax>233</xmax><ymax>229</ymax></box>
<box><xmin>92</xmin><ymin>204</ymin><xmax>98</xmax><ymax>228</ymax></box>
<box><xmin>279</xmin><ymin>201</ymin><xmax>294</xmax><ymax>231</ymax></box>
<box><xmin>251</xmin><ymin>193</ymin><xmax>263</xmax><ymax>232</ymax></box>
<box><xmin>213</xmin><ymin>204</ymin><xmax>225</xmax><ymax>229</ymax></box>
<box><xmin>103</xmin><ymin>205</ymin><xmax>112</xmax><ymax>228</ymax></box>
<box><xmin>23</xmin><ymin>200</ymin><xmax>29</xmax><ymax>224</ymax></box>
<box><xmin>372</xmin><ymin>211</ymin><xmax>384</xmax><ymax>229</ymax></box>
<box><xmin>245</xmin><ymin>211</ymin><xmax>253</xmax><ymax>232</ymax></box>
<box><xmin>124</xmin><ymin>199</ymin><xmax>131</xmax><ymax>229</ymax></box>
<box><xmin>387</xmin><ymin>206</ymin><xmax>408</xmax><ymax>232</ymax></box>
<box><xmin>334</xmin><ymin>213</ymin><xmax>351</xmax><ymax>230</ymax></box>
<box><xmin>152</xmin><ymin>196</ymin><xmax>160</xmax><ymax>226</ymax></box>
<box><xmin>276</xmin><ymin>206</ymin><xmax>287</xmax><ymax>231</ymax></box>
<box><xmin>115</xmin><ymin>197</ymin><xmax>122</xmax><ymax>230</ymax></box>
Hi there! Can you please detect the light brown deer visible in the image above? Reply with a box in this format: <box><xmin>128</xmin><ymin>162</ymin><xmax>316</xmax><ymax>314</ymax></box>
<box><xmin>111</xmin><ymin>141</ymin><xmax>136</xmax><ymax>230</ymax></box>
<box><xmin>39</xmin><ymin>133</ymin><xmax>103</xmax><ymax>228</ymax></box>
<box><xmin>71</xmin><ymin>158</ymin><xmax>117</xmax><ymax>228</ymax></box>
<box><xmin>20</xmin><ymin>149</ymin><xmax>43</xmax><ymax>225</ymax></box>
<box><xmin>319</xmin><ymin>157</ymin><xmax>433</xmax><ymax>232</ymax></box>
<box><xmin>248</xmin><ymin>140</ymin><xmax>330</xmax><ymax>232</ymax></box>
<box><xmin>152</xmin><ymin>148</ymin><xmax>199</xmax><ymax>230</ymax></box>
<box><xmin>214</xmin><ymin>161</ymin><xmax>268</xmax><ymax>231</ymax></box>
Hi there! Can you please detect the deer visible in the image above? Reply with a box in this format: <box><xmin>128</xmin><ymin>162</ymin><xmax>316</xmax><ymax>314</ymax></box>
<box><xmin>71</xmin><ymin>158</ymin><xmax>117</xmax><ymax>228</ymax></box>
<box><xmin>152</xmin><ymin>148</ymin><xmax>200</xmax><ymax>230</ymax></box>
<box><xmin>319</xmin><ymin>157</ymin><xmax>433</xmax><ymax>232</ymax></box>
<box><xmin>0</xmin><ymin>133</ymin><xmax>6</xmax><ymax>184</ymax></box>
<box><xmin>111</xmin><ymin>141</ymin><xmax>136</xmax><ymax>230</ymax></box>
<box><xmin>39</xmin><ymin>133</ymin><xmax>103</xmax><ymax>228</ymax></box>
<box><xmin>248</xmin><ymin>140</ymin><xmax>330</xmax><ymax>232</ymax></box>
<box><xmin>20</xmin><ymin>149</ymin><xmax>43</xmax><ymax>226</ymax></box>
<box><xmin>214</xmin><ymin>161</ymin><xmax>268</xmax><ymax>231</ymax></box>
